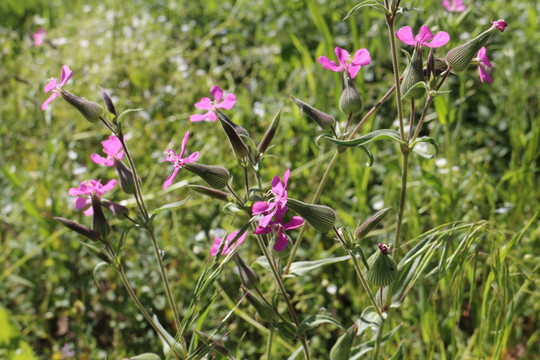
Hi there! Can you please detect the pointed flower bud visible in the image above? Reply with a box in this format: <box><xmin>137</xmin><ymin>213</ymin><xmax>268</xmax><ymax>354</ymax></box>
<box><xmin>257</xmin><ymin>111</ymin><xmax>281</xmax><ymax>154</ymax></box>
<box><xmin>233</xmin><ymin>253</ymin><xmax>260</xmax><ymax>290</ymax></box>
<box><xmin>354</xmin><ymin>207</ymin><xmax>392</xmax><ymax>240</ymax></box>
<box><xmin>91</xmin><ymin>193</ymin><xmax>110</xmax><ymax>239</ymax></box>
<box><xmin>61</xmin><ymin>91</ymin><xmax>104</xmax><ymax>123</ymax></box>
<box><xmin>113</xmin><ymin>158</ymin><xmax>138</xmax><ymax>194</ymax></box>
<box><xmin>339</xmin><ymin>73</ymin><xmax>363</xmax><ymax>115</ymax></box>
<box><xmin>217</xmin><ymin>112</ymin><xmax>250</xmax><ymax>159</ymax></box>
<box><xmin>401</xmin><ymin>46</ymin><xmax>425</xmax><ymax>99</ymax></box>
<box><xmin>99</xmin><ymin>86</ymin><xmax>117</xmax><ymax>116</ymax></box>
<box><xmin>184</xmin><ymin>162</ymin><xmax>230</xmax><ymax>189</ymax></box>
<box><xmin>291</xmin><ymin>96</ymin><xmax>335</xmax><ymax>129</ymax></box>
<box><xmin>286</xmin><ymin>198</ymin><xmax>336</xmax><ymax>233</ymax></box>
<box><xmin>244</xmin><ymin>290</ymin><xmax>275</xmax><ymax>322</ymax></box>
<box><xmin>53</xmin><ymin>217</ymin><xmax>101</xmax><ymax>242</ymax></box>
<box><xmin>188</xmin><ymin>185</ymin><xmax>230</xmax><ymax>201</ymax></box>
<box><xmin>330</xmin><ymin>332</ymin><xmax>353</xmax><ymax>360</ymax></box>
<box><xmin>445</xmin><ymin>19</ymin><xmax>507</xmax><ymax>72</ymax></box>
<box><xmin>367</xmin><ymin>243</ymin><xmax>398</xmax><ymax>287</ymax></box>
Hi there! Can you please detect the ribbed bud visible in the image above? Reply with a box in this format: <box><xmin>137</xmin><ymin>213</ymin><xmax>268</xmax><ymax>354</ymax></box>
<box><xmin>61</xmin><ymin>91</ymin><xmax>104</xmax><ymax>123</ymax></box>
<box><xmin>257</xmin><ymin>111</ymin><xmax>281</xmax><ymax>154</ymax></box>
<box><xmin>339</xmin><ymin>73</ymin><xmax>363</xmax><ymax>115</ymax></box>
<box><xmin>330</xmin><ymin>332</ymin><xmax>353</xmax><ymax>360</ymax></box>
<box><xmin>401</xmin><ymin>46</ymin><xmax>425</xmax><ymax>99</ymax></box>
<box><xmin>244</xmin><ymin>290</ymin><xmax>275</xmax><ymax>322</ymax></box>
<box><xmin>233</xmin><ymin>253</ymin><xmax>260</xmax><ymax>290</ymax></box>
<box><xmin>188</xmin><ymin>185</ymin><xmax>230</xmax><ymax>201</ymax></box>
<box><xmin>445</xmin><ymin>21</ymin><xmax>505</xmax><ymax>72</ymax></box>
<box><xmin>367</xmin><ymin>243</ymin><xmax>398</xmax><ymax>287</ymax></box>
<box><xmin>53</xmin><ymin>217</ymin><xmax>101</xmax><ymax>242</ymax></box>
<box><xmin>217</xmin><ymin>113</ymin><xmax>250</xmax><ymax>159</ymax></box>
<box><xmin>101</xmin><ymin>199</ymin><xmax>129</xmax><ymax>218</ymax></box>
<box><xmin>113</xmin><ymin>158</ymin><xmax>138</xmax><ymax>194</ymax></box>
<box><xmin>354</xmin><ymin>207</ymin><xmax>392</xmax><ymax>240</ymax></box>
<box><xmin>286</xmin><ymin>198</ymin><xmax>335</xmax><ymax>233</ymax></box>
<box><xmin>99</xmin><ymin>86</ymin><xmax>117</xmax><ymax>116</ymax></box>
<box><xmin>91</xmin><ymin>193</ymin><xmax>110</xmax><ymax>239</ymax></box>
<box><xmin>291</xmin><ymin>96</ymin><xmax>335</xmax><ymax>129</ymax></box>
<box><xmin>184</xmin><ymin>162</ymin><xmax>230</xmax><ymax>189</ymax></box>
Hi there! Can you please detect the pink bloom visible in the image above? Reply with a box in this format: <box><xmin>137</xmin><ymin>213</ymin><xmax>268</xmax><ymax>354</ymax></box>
<box><xmin>254</xmin><ymin>209</ymin><xmax>304</xmax><ymax>252</ymax></box>
<box><xmin>189</xmin><ymin>85</ymin><xmax>236</xmax><ymax>122</ymax></box>
<box><xmin>442</xmin><ymin>0</ymin><xmax>465</xmax><ymax>12</ymax></box>
<box><xmin>396</xmin><ymin>25</ymin><xmax>450</xmax><ymax>48</ymax></box>
<box><xmin>477</xmin><ymin>47</ymin><xmax>493</xmax><ymax>84</ymax></box>
<box><xmin>91</xmin><ymin>135</ymin><xmax>125</xmax><ymax>166</ymax></box>
<box><xmin>32</xmin><ymin>28</ymin><xmax>46</xmax><ymax>46</ymax></box>
<box><xmin>252</xmin><ymin>169</ymin><xmax>290</xmax><ymax>228</ymax></box>
<box><xmin>491</xmin><ymin>19</ymin><xmax>507</xmax><ymax>32</ymax></box>
<box><xmin>42</xmin><ymin>65</ymin><xmax>73</xmax><ymax>110</ymax></box>
<box><xmin>68</xmin><ymin>179</ymin><xmax>117</xmax><ymax>216</ymax></box>
<box><xmin>163</xmin><ymin>131</ymin><xmax>199</xmax><ymax>189</ymax></box>
<box><xmin>210</xmin><ymin>230</ymin><xmax>248</xmax><ymax>256</ymax></box>
<box><xmin>318</xmin><ymin>47</ymin><xmax>371</xmax><ymax>79</ymax></box>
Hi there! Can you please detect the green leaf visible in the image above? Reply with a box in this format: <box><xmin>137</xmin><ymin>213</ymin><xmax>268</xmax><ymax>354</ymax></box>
<box><xmin>356</xmin><ymin>306</ymin><xmax>385</xmax><ymax>337</ymax></box>
<box><xmin>343</xmin><ymin>1</ymin><xmax>390</xmax><ymax>20</ymax></box>
<box><xmin>287</xmin><ymin>346</ymin><xmax>304</xmax><ymax>360</ymax></box>
<box><xmin>117</xmin><ymin>108</ymin><xmax>142</xmax><ymax>127</ymax></box>
<box><xmin>92</xmin><ymin>261</ymin><xmax>111</xmax><ymax>287</ymax></box>
<box><xmin>254</xmin><ymin>255</ymin><xmax>351</xmax><ymax>277</ymax></box>
<box><xmin>401</xmin><ymin>81</ymin><xmax>429</xmax><ymax>100</ymax></box>
<box><xmin>151</xmin><ymin>197</ymin><xmax>190</xmax><ymax>217</ymax></box>
<box><xmin>410</xmin><ymin>137</ymin><xmax>439</xmax><ymax>158</ymax></box>
<box><xmin>129</xmin><ymin>354</ymin><xmax>161</xmax><ymax>360</ymax></box>
<box><xmin>323</xmin><ymin>130</ymin><xmax>404</xmax><ymax>148</ymax></box>
<box><xmin>296</xmin><ymin>315</ymin><xmax>349</xmax><ymax>336</ymax></box>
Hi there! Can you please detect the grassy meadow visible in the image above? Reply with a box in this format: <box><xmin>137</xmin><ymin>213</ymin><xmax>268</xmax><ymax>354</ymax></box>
<box><xmin>0</xmin><ymin>0</ymin><xmax>538</xmax><ymax>359</ymax></box>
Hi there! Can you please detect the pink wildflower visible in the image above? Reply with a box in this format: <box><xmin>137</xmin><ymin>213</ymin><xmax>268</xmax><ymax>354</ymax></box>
<box><xmin>163</xmin><ymin>131</ymin><xmax>199</xmax><ymax>189</ymax></box>
<box><xmin>32</xmin><ymin>28</ymin><xmax>46</xmax><ymax>46</ymax></box>
<box><xmin>477</xmin><ymin>47</ymin><xmax>493</xmax><ymax>84</ymax></box>
<box><xmin>189</xmin><ymin>86</ymin><xmax>236</xmax><ymax>122</ymax></box>
<box><xmin>252</xmin><ymin>169</ymin><xmax>290</xmax><ymax>228</ymax></box>
<box><xmin>318</xmin><ymin>47</ymin><xmax>371</xmax><ymax>79</ymax></box>
<box><xmin>210</xmin><ymin>230</ymin><xmax>248</xmax><ymax>256</ymax></box>
<box><xmin>68</xmin><ymin>179</ymin><xmax>117</xmax><ymax>216</ymax></box>
<box><xmin>254</xmin><ymin>209</ymin><xmax>304</xmax><ymax>252</ymax></box>
<box><xmin>396</xmin><ymin>25</ymin><xmax>450</xmax><ymax>48</ymax></box>
<box><xmin>90</xmin><ymin>135</ymin><xmax>125</xmax><ymax>166</ymax></box>
<box><xmin>442</xmin><ymin>0</ymin><xmax>466</xmax><ymax>12</ymax></box>
<box><xmin>42</xmin><ymin>65</ymin><xmax>73</xmax><ymax>110</ymax></box>
<box><xmin>491</xmin><ymin>19</ymin><xmax>507</xmax><ymax>32</ymax></box>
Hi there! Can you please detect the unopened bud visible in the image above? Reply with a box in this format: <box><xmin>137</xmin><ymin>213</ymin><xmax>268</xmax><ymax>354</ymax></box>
<box><xmin>233</xmin><ymin>253</ymin><xmax>260</xmax><ymax>290</ymax></box>
<box><xmin>188</xmin><ymin>185</ymin><xmax>230</xmax><ymax>201</ymax></box>
<box><xmin>91</xmin><ymin>193</ymin><xmax>110</xmax><ymax>239</ymax></box>
<box><xmin>330</xmin><ymin>332</ymin><xmax>353</xmax><ymax>360</ymax></box>
<box><xmin>257</xmin><ymin>111</ymin><xmax>281</xmax><ymax>154</ymax></box>
<box><xmin>244</xmin><ymin>290</ymin><xmax>275</xmax><ymax>322</ymax></box>
<box><xmin>339</xmin><ymin>73</ymin><xmax>363</xmax><ymax>115</ymax></box>
<box><xmin>401</xmin><ymin>46</ymin><xmax>425</xmax><ymax>99</ymax></box>
<box><xmin>99</xmin><ymin>86</ymin><xmax>117</xmax><ymax>116</ymax></box>
<box><xmin>286</xmin><ymin>198</ymin><xmax>335</xmax><ymax>233</ymax></box>
<box><xmin>217</xmin><ymin>113</ymin><xmax>250</xmax><ymax>159</ymax></box>
<box><xmin>113</xmin><ymin>158</ymin><xmax>138</xmax><ymax>194</ymax></box>
<box><xmin>291</xmin><ymin>96</ymin><xmax>335</xmax><ymax>129</ymax></box>
<box><xmin>101</xmin><ymin>199</ymin><xmax>129</xmax><ymax>218</ymax></box>
<box><xmin>61</xmin><ymin>91</ymin><xmax>104</xmax><ymax>123</ymax></box>
<box><xmin>366</xmin><ymin>243</ymin><xmax>398</xmax><ymax>287</ymax></box>
<box><xmin>184</xmin><ymin>162</ymin><xmax>230</xmax><ymax>189</ymax></box>
<box><xmin>445</xmin><ymin>20</ymin><xmax>507</xmax><ymax>72</ymax></box>
<box><xmin>53</xmin><ymin>217</ymin><xmax>101</xmax><ymax>242</ymax></box>
<box><xmin>354</xmin><ymin>206</ymin><xmax>392</xmax><ymax>240</ymax></box>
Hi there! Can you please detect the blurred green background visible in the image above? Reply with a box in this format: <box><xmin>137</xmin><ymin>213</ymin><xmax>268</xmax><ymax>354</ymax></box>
<box><xmin>1</xmin><ymin>0</ymin><xmax>538</xmax><ymax>359</ymax></box>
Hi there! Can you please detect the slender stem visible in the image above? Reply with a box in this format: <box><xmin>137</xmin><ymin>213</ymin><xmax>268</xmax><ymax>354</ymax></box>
<box><xmin>407</xmin><ymin>99</ymin><xmax>415</xmax><ymax>143</ymax></box>
<box><xmin>391</xmin><ymin>150</ymin><xmax>409</xmax><ymax>264</ymax></box>
<box><xmin>410</xmin><ymin>95</ymin><xmax>433</xmax><ymax>144</ymax></box>
<box><xmin>243</xmin><ymin>166</ymin><xmax>250</xmax><ymax>200</ymax></box>
<box><xmin>266</xmin><ymin>325</ymin><xmax>275</xmax><ymax>360</ymax></box>
<box><xmin>227</xmin><ymin>184</ymin><xmax>245</xmax><ymax>206</ymax></box>
<box><xmin>385</xmin><ymin>15</ymin><xmax>406</xmax><ymax>141</ymax></box>
<box><xmin>343</xmin><ymin>112</ymin><xmax>353</xmax><ymax>134</ymax></box>
<box><xmin>372</xmin><ymin>321</ymin><xmax>385</xmax><ymax>360</ymax></box>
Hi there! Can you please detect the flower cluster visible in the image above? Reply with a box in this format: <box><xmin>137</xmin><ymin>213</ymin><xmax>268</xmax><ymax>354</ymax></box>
<box><xmin>318</xmin><ymin>47</ymin><xmax>371</xmax><ymax>79</ymax></box>
<box><xmin>395</xmin><ymin>25</ymin><xmax>450</xmax><ymax>48</ymax></box>
<box><xmin>163</xmin><ymin>131</ymin><xmax>199</xmax><ymax>190</ymax></box>
<box><xmin>68</xmin><ymin>179</ymin><xmax>117</xmax><ymax>216</ymax></box>
<box><xmin>190</xmin><ymin>85</ymin><xmax>236</xmax><ymax>122</ymax></box>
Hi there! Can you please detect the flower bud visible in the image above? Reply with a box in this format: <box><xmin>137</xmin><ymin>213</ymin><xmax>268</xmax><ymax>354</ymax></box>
<box><xmin>101</xmin><ymin>199</ymin><xmax>129</xmax><ymax>218</ymax></box>
<box><xmin>367</xmin><ymin>243</ymin><xmax>398</xmax><ymax>287</ymax></box>
<box><xmin>99</xmin><ymin>86</ymin><xmax>117</xmax><ymax>116</ymax></box>
<box><xmin>244</xmin><ymin>290</ymin><xmax>275</xmax><ymax>322</ymax></box>
<box><xmin>354</xmin><ymin>206</ymin><xmax>392</xmax><ymax>240</ymax></box>
<box><xmin>188</xmin><ymin>185</ymin><xmax>230</xmax><ymax>201</ymax></box>
<box><xmin>233</xmin><ymin>253</ymin><xmax>260</xmax><ymax>290</ymax></box>
<box><xmin>61</xmin><ymin>91</ymin><xmax>104</xmax><ymax>123</ymax></box>
<box><xmin>257</xmin><ymin>111</ymin><xmax>281</xmax><ymax>154</ymax></box>
<box><xmin>216</xmin><ymin>110</ymin><xmax>250</xmax><ymax>136</ymax></box>
<box><xmin>339</xmin><ymin>73</ymin><xmax>362</xmax><ymax>115</ymax></box>
<box><xmin>401</xmin><ymin>46</ymin><xmax>425</xmax><ymax>99</ymax></box>
<box><xmin>112</xmin><ymin>158</ymin><xmax>138</xmax><ymax>194</ymax></box>
<box><xmin>217</xmin><ymin>113</ymin><xmax>250</xmax><ymax>159</ymax></box>
<box><xmin>291</xmin><ymin>96</ymin><xmax>335</xmax><ymax>129</ymax></box>
<box><xmin>445</xmin><ymin>20</ymin><xmax>507</xmax><ymax>72</ymax></box>
<box><xmin>91</xmin><ymin>193</ymin><xmax>110</xmax><ymax>239</ymax></box>
<box><xmin>53</xmin><ymin>217</ymin><xmax>101</xmax><ymax>242</ymax></box>
<box><xmin>184</xmin><ymin>162</ymin><xmax>230</xmax><ymax>189</ymax></box>
<box><xmin>286</xmin><ymin>198</ymin><xmax>336</xmax><ymax>233</ymax></box>
<box><xmin>330</xmin><ymin>332</ymin><xmax>353</xmax><ymax>360</ymax></box>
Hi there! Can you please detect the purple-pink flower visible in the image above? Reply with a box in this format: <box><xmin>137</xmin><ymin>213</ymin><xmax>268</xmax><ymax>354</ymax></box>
<box><xmin>210</xmin><ymin>230</ymin><xmax>248</xmax><ymax>256</ymax></box>
<box><xmin>477</xmin><ymin>47</ymin><xmax>493</xmax><ymax>84</ymax></box>
<box><xmin>318</xmin><ymin>47</ymin><xmax>371</xmax><ymax>79</ymax></box>
<box><xmin>163</xmin><ymin>131</ymin><xmax>199</xmax><ymax>189</ymax></box>
<box><xmin>442</xmin><ymin>0</ymin><xmax>465</xmax><ymax>12</ymax></box>
<box><xmin>68</xmin><ymin>179</ymin><xmax>117</xmax><ymax>216</ymax></box>
<box><xmin>254</xmin><ymin>209</ymin><xmax>304</xmax><ymax>252</ymax></box>
<box><xmin>91</xmin><ymin>135</ymin><xmax>125</xmax><ymax>166</ymax></box>
<box><xmin>396</xmin><ymin>25</ymin><xmax>450</xmax><ymax>48</ymax></box>
<box><xmin>491</xmin><ymin>19</ymin><xmax>507</xmax><ymax>32</ymax></box>
<box><xmin>190</xmin><ymin>86</ymin><xmax>236</xmax><ymax>122</ymax></box>
<box><xmin>252</xmin><ymin>169</ymin><xmax>290</xmax><ymax>228</ymax></box>
<box><xmin>32</xmin><ymin>28</ymin><xmax>46</xmax><ymax>46</ymax></box>
<box><xmin>42</xmin><ymin>65</ymin><xmax>73</xmax><ymax>111</ymax></box>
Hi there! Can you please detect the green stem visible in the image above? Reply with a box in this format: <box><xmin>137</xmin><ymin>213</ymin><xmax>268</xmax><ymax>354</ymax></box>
<box><xmin>266</xmin><ymin>325</ymin><xmax>275</xmax><ymax>360</ymax></box>
<box><xmin>372</xmin><ymin>320</ymin><xmax>385</xmax><ymax>360</ymax></box>
<box><xmin>385</xmin><ymin>15</ymin><xmax>406</xmax><ymax>141</ymax></box>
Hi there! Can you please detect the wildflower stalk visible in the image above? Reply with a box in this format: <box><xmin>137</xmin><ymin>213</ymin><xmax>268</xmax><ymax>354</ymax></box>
<box><xmin>266</xmin><ymin>325</ymin><xmax>275</xmax><ymax>359</ymax></box>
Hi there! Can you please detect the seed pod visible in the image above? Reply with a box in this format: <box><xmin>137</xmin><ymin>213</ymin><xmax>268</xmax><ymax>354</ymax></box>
<box><xmin>233</xmin><ymin>253</ymin><xmax>260</xmax><ymax>290</ymax></box>
<box><xmin>330</xmin><ymin>332</ymin><xmax>353</xmax><ymax>360</ymax></box>
<box><xmin>99</xmin><ymin>86</ymin><xmax>117</xmax><ymax>116</ymax></box>
<box><xmin>339</xmin><ymin>72</ymin><xmax>363</xmax><ymax>115</ymax></box>
<box><xmin>61</xmin><ymin>91</ymin><xmax>104</xmax><ymax>123</ymax></box>
<box><xmin>53</xmin><ymin>217</ymin><xmax>101</xmax><ymax>242</ymax></box>
<box><xmin>188</xmin><ymin>185</ymin><xmax>230</xmax><ymax>201</ymax></box>
<box><xmin>367</xmin><ymin>243</ymin><xmax>398</xmax><ymax>287</ymax></box>
<box><xmin>291</xmin><ymin>96</ymin><xmax>335</xmax><ymax>129</ymax></box>
<box><xmin>354</xmin><ymin>207</ymin><xmax>392</xmax><ymax>240</ymax></box>
<box><xmin>286</xmin><ymin>198</ymin><xmax>335</xmax><ymax>233</ymax></box>
<box><xmin>113</xmin><ymin>158</ymin><xmax>139</xmax><ymax>194</ymax></box>
<box><xmin>445</xmin><ymin>20</ymin><xmax>507</xmax><ymax>72</ymax></box>
<box><xmin>91</xmin><ymin>193</ymin><xmax>110</xmax><ymax>239</ymax></box>
<box><xmin>184</xmin><ymin>162</ymin><xmax>230</xmax><ymax>189</ymax></box>
<box><xmin>401</xmin><ymin>46</ymin><xmax>425</xmax><ymax>99</ymax></box>
<box><xmin>244</xmin><ymin>290</ymin><xmax>275</xmax><ymax>322</ymax></box>
<box><xmin>257</xmin><ymin>111</ymin><xmax>281</xmax><ymax>154</ymax></box>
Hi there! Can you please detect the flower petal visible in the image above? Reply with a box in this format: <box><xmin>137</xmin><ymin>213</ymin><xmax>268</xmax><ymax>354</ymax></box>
<box><xmin>395</xmin><ymin>26</ymin><xmax>416</xmax><ymax>46</ymax></box>
<box><xmin>44</xmin><ymin>78</ymin><xmax>57</xmax><ymax>93</ymax></box>
<box><xmin>426</xmin><ymin>31</ymin><xmax>450</xmax><ymax>48</ymax></box>
<box><xmin>417</xmin><ymin>26</ymin><xmax>434</xmax><ymax>46</ymax></box>
<box><xmin>210</xmin><ymin>85</ymin><xmax>223</xmax><ymax>102</ymax></box>
<box><xmin>348</xmin><ymin>49</ymin><xmax>371</xmax><ymax>79</ymax></box>
<box><xmin>217</xmin><ymin>93</ymin><xmax>236</xmax><ymax>110</ymax></box>
<box><xmin>478</xmin><ymin>47</ymin><xmax>492</xmax><ymax>67</ymax></box>
<box><xmin>254</xmin><ymin>224</ymin><xmax>272</xmax><ymax>235</ymax></box>
<box><xmin>273</xmin><ymin>230</ymin><xmax>289</xmax><ymax>252</ymax></box>
<box><xmin>334</xmin><ymin>47</ymin><xmax>350</xmax><ymax>69</ymax></box>
<box><xmin>41</xmin><ymin>92</ymin><xmax>59</xmax><ymax>110</ymax></box>
<box><xmin>210</xmin><ymin>237</ymin><xmax>224</xmax><ymax>256</ymax></box>
<box><xmin>442</xmin><ymin>0</ymin><xmax>451</xmax><ymax>11</ymax></box>
<box><xmin>478</xmin><ymin>66</ymin><xmax>493</xmax><ymax>84</ymax></box>
<box><xmin>282</xmin><ymin>216</ymin><xmax>304</xmax><ymax>230</ymax></box>
<box><xmin>183</xmin><ymin>151</ymin><xmax>199</xmax><ymax>164</ymax></box>
<box><xmin>163</xmin><ymin>167</ymin><xmax>180</xmax><ymax>190</ymax></box>
<box><xmin>74</xmin><ymin>197</ymin><xmax>90</xmax><ymax>210</ymax></box>
<box><xmin>318</xmin><ymin>56</ymin><xmax>341</xmax><ymax>72</ymax></box>
<box><xmin>258</xmin><ymin>211</ymin><xmax>276</xmax><ymax>228</ymax></box>
<box><xmin>59</xmin><ymin>65</ymin><xmax>73</xmax><ymax>87</ymax></box>
<box><xmin>190</xmin><ymin>113</ymin><xmax>210</xmax><ymax>122</ymax></box>
<box><xmin>252</xmin><ymin>201</ymin><xmax>271</xmax><ymax>215</ymax></box>
<box><xmin>194</xmin><ymin>97</ymin><xmax>213</xmax><ymax>110</ymax></box>
<box><xmin>90</xmin><ymin>153</ymin><xmax>108</xmax><ymax>165</ymax></box>
<box><xmin>180</xmin><ymin>131</ymin><xmax>190</xmax><ymax>158</ymax></box>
